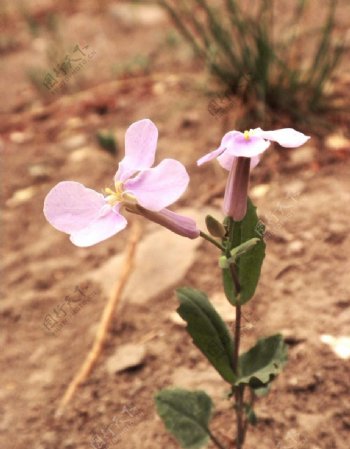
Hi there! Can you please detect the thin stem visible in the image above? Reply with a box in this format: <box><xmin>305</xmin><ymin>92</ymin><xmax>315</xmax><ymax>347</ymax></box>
<box><xmin>242</xmin><ymin>388</ymin><xmax>256</xmax><ymax>441</ymax></box>
<box><xmin>200</xmin><ymin>230</ymin><xmax>225</xmax><ymax>251</ymax></box>
<box><xmin>229</xmin><ymin>263</ymin><xmax>241</xmax><ymax>295</ymax></box>
<box><xmin>233</xmin><ymin>304</ymin><xmax>244</xmax><ymax>449</ymax></box>
<box><xmin>226</xmin><ymin>218</ymin><xmax>245</xmax><ymax>449</ymax></box>
<box><xmin>208</xmin><ymin>428</ymin><xmax>228</xmax><ymax>449</ymax></box>
<box><xmin>159</xmin><ymin>0</ymin><xmax>206</xmax><ymax>58</ymax></box>
<box><xmin>232</xmin><ymin>305</ymin><xmax>241</xmax><ymax>374</ymax></box>
<box><xmin>226</xmin><ymin>217</ymin><xmax>245</xmax><ymax>448</ymax></box>
<box><xmin>235</xmin><ymin>386</ymin><xmax>245</xmax><ymax>449</ymax></box>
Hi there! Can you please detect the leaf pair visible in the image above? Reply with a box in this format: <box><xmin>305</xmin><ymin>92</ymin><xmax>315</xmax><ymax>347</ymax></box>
<box><xmin>158</xmin><ymin>288</ymin><xmax>288</xmax><ymax>448</ymax></box>
<box><xmin>177</xmin><ymin>288</ymin><xmax>287</xmax><ymax>387</ymax></box>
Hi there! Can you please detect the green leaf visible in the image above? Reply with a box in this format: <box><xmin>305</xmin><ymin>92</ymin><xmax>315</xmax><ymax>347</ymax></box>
<box><xmin>177</xmin><ymin>287</ymin><xmax>236</xmax><ymax>384</ymax></box>
<box><xmin>237</xmin><ymin>199</ymin><xmax>266</xmax><ymax>304</ymax></box>
<box><xmin>222</xmin><ymin>199</ymin><xmax>266</xmax><ymax>305</ymax></box>
<box><xmin>237</xmin><ymin>334</ymin><xmax>288</xmax><ymax>387</ymax></box>
<box><xmin>222</xmin><ymin>265</ymin><xmax>237</xmax><ymax>305</ymax></box>
<box><xmin>155</xmin><ymin>388</ymin><xmax>213</xmax><ymax>449</ymax></box>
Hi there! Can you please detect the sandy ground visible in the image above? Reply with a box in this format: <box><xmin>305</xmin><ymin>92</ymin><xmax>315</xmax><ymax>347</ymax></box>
<box><xmin>1</xmin><ymin>1</ymin><xmax>350</xmax><ymax>449</ymax></box>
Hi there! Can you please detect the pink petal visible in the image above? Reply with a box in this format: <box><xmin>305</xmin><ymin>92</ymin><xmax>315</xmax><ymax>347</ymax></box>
<box><xmin>220</xmin><ymin>154</ymin><xmax>260</xmax><ymax>219</ymax></box>
<box><xmin>223</xmin><ymin>157</ymin><xmax>250</xmax><ymax>221</ymax></box>
<box><xmin>217</xmin><ymin>151</ymin><xmax>235</xmax><ymax>171</ymax></box>
<box><xmin>70</xmin><ymin>208</ymin><xmax>127</xmax><ymax>247</ymax></box>
<box><xmin>197</xmin><ymin>146</ymin><xmax>225</xmax><ymax>166</ymax></box>
<box><xmin>252</xmin><ymin>128</ymin><xmax>310</xmax><ymax>148</ymax></box>
<box><xmin>226</xmin><ymin>133</ymin><xmax>271</xmax><ymax>157</ymax></box>
<box><xmin>124</xmin><ymin>159</ymin><xmax>189</xmax><ymax>212</ymax></box>
<box><xmin>43</xmin><ymin>181</ymin><xmax>106</xmax><ymax>234</ymax></box>
<box><xmin>250</xmin><ymin>155</ymin><xmax>261</xmax><ymax>170</ymax></box>
<box><xmin>197</xmin><ymin>131</ymin><xmax>240</xmax><ymax>166</ymax></box>
<box><xmin>218</xmin><ymin>152</ymin><xmax>261</xmax><ymax>171</ymax></box>
<box><xmin>115</xmin><ymin>119</ymin><xmax>158</xmax><ymax>182</ymax></box>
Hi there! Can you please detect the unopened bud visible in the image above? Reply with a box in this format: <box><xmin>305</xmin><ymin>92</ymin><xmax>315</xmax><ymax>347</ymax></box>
<box><xmin>223</xmin><ymin>156</ymin><xmax>250</xmax><ymax>221</ymax></box>
<box><xmin>219</xmin><ymin>237</ymin><xmax>260</xmax><ymax>268</ymax></box>
<box><xmin>130</xmin><ymin>205</ymin><xmax>200</xmax><ymax>239</ymax></box>
<box><xmin>230</xmin><ymin>238</ymin><xmax>259</xmax><ymax>260</ymax></box>
<box><xmin>205</xmin><ymin>215</ymin><xmax>226</xmax><ymax>238</ymax></box>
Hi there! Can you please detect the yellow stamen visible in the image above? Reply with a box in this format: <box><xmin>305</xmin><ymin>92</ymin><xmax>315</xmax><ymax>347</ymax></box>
<box><xmin>243</xmin><ymin>130</ymin><xmax>250</xmax><ymax>140</ymax></box>
<box><xmin>104</xmin><ymin>181</ymin><xmax>125</xmax><ymax>206</ymax></box>
<box><xmin>104</xmin><ymin>181</ymin><xmax>137</xmax><ymax>207</ymax></box>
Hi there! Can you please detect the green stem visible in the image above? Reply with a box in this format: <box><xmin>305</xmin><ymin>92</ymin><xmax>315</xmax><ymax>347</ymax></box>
<box><xmin>233</xmin><ymin>304</ymin><xmax>244</xmax><ymax>449</ymax></box>
<box><xmin>232</xmin><ymin>304</ymin><xmax>241</xmax><ymax>374</ymax></box>
<box><xmin>229</xmin><ymin>264</ymin><xmax>241</xmax><ymax>295</ymax></box>
<box><xmin>200</xmin><ymin>230</ymin><xmax>225</xmax><ymax>251</ymax></box>
<box><xmin>226</xmin><ymin>217</ymin><xmax>245</xmax><ymax>448</ymax></box>
<box><xmin>242</xmin><ymin>388</ymin><xmax>256</xmax><ymax>441</ymax></box>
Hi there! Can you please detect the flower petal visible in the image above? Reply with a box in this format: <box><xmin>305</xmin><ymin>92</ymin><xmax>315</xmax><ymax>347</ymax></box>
<box><xmin>223</xmin><ymin>157</ymin><xmax>250</xmax><ymax>221</ymax></box>
<box><xmin>115</xmin><ymin>119</ymin><xmax>158</xmax><ymax>182</ymax></box>
<box><xmin>250</xmin><ymin>155</ymin><xmax>261</xmax><ymax>170</ymax></box>
<box><xmin>197</xmin><ymin>146</ymin><xmax>224</xmax><ymax>166</ymax></box>
<box><xmin>70</xmin><ymin>208</ymin><xmax>127</xmax><ymax>247</ymax></box>
<box><xmin>226</xmin><ymin>133</ymin><xmax>271</xmax><ymax>157</ymax></box>
<box><xmin>197</xmin><ymin>131</ymin><xmax>240</xmax><ymax>166</ymax></box>
<box><xmin>252</xmin><ymin>128</ymin><xmax>310</xmax><ymax>148</ymax></box>
<box><xmin>124</xmin><ymin>159</ymin><xmax>189</xmax><ymax>211</ymax></box>
<box><xmin>218</xmin><ymin>152</ymin><xmax>261</xmax><ymax>171</ymax></box>
<box><xmin>43</xmin><ymin>181</ymin><xmax>105</xmax><ymax>234</ymax></box>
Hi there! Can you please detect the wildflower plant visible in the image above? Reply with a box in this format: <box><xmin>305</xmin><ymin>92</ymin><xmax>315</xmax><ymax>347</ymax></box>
<box><xmin>159</xmin><ymin>0</ymin><xmax>345</xmax><ymax>128</ymax></box>
<box><xmin>44</xmin><ymin>119</ymin><xmax>309</xmax><ymax>449</ymax></box>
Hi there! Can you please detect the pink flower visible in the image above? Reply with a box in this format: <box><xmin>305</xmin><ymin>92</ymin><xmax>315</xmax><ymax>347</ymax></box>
<box><xmin>197</xmin><ymin>127</ymin><xmax>310</xmax><ymax>221</ymax></box>
<box><xmin>44</xmin><ymin>119</ymin><xmax>199</xmax><ymax>246</ymax></box>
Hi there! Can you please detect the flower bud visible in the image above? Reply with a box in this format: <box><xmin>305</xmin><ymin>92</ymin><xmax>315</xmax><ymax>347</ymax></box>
<box><xmin>205</xmin><ymin>215</ymin><xmax>226</xmax><ymax>238</ymax></box>
<box><xmin>131</xmin><ymin>205</ymin><xmax>200</xmax><ymax>239</ymax></box>
<box><xmin>223</xmin><ymin>156</ymin><xmax>250</xmax><ymax>221</ymax></box>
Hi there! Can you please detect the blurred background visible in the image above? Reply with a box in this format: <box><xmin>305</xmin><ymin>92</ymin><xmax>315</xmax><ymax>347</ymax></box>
<box><xmin>1</xmin><ymin>1</ymin><xmax>350</xmax><ymax>448</ymax></box>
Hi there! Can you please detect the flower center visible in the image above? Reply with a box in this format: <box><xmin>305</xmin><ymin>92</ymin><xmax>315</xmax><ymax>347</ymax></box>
<box><xmin>243</xmin><ymin>130</ymin><xmax>251</xmax><ymax>140</ymax></box>
<box><xmin>104</xmin><ymin>182</ymin><xmax>137</xmax><ymax>207</ymax></box>
<box><xmin>104</xmin><ymin>181</ymin><xmax>125</xmax><ymax>206</ymax></box>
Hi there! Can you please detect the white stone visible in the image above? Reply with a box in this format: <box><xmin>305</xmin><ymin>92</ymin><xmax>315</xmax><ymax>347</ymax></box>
<box><xmin>251</xmin><ymin>184</ymin><xmax>270</xmax><ymax>199</ymax></box>
<box><xmin>88</xmin><ymin>208</ymin><xmax>218</xmax><ymax>305</ymax></box>
<box><xmin>106</xmin><ymin>343</ymin><xmax>146</xmax><ymax>374</ymax></box>
<box><xmin>6</xmin><ymin>186</ymin><xmax>38</xmax><ymax>207</ymax></box>
<box><xmin>320</xmin><ymin>334</ymin><xmax>350</xmax><ymax>360</ymax></box>
<box><xmin>62</xmin><ymin>134</ymin><xmax>87</xmax><ymax>150</ymax></box>
<box><xmin>171</xmin><ymin>367</ymin><xmax>224</xmax><ymax>399</ymax></box>
<box><xmin>108</xmin><ymin>4</ymin><xmax>166</xmax><ymax>28</ymax></box>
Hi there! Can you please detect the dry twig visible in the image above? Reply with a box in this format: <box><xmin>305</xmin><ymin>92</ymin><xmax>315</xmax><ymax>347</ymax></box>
<box><xmin>55</xmin><ymin>221</ymin><xmax>141</xmax><ymax>418</ymax></box>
